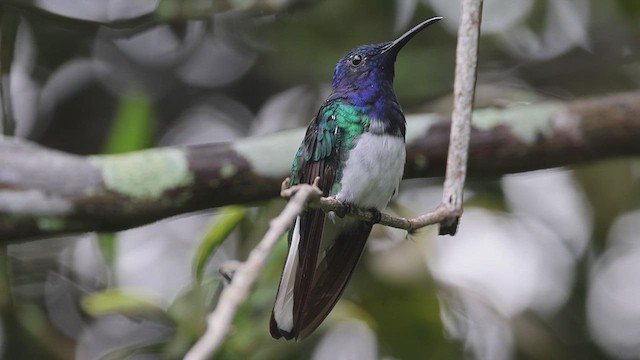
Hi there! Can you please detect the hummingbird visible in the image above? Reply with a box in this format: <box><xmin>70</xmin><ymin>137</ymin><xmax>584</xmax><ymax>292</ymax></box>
<box><xmin>270</xmin><ymin>17</ymin><xmax>442</xmax><ymax>341</ymax></box>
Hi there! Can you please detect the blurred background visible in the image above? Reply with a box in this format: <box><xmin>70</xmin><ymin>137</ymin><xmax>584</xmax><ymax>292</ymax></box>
<box><xmin>2</xmin><ymin>0</ymin><xmax>640</xmax><ymax>359</ymax></box>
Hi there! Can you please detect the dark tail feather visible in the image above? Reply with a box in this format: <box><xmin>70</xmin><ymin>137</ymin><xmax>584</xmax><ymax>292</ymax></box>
<box><xmin>270</xmin><ymin>209</ymin><xmax>326</xmax><ymax>340</ymax></box>
<box><xmin>294</xmin><ymin>220</ymin><xmax>372</xmax><ymax>340</ymax></box>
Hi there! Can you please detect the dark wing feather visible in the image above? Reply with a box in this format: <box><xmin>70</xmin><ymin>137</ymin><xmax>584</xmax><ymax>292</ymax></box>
<box><xmin>295</xmin><ymin>220</ymin><xmax>372</xmax><ymax>340</ymax></box>
<box><xmin>291</xmin><ymin>161</ymin><xmax>336</xmax><ymax>335</ymax></box>
<box><xmin>270</xmin><ymin>109</ymin><xmax>340</xmax><ymax>339</ymax></box>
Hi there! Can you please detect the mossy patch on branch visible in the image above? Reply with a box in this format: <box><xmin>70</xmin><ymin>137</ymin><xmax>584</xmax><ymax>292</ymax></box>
<box><xmin>472</xmin><ymin>103</ymin><xmax>560</xmax><ymax>144</ymax></box>
<box><xmin>89</xmin><ymin>149</ymin><xmax>194</xmax><ymax>200</ymax></box>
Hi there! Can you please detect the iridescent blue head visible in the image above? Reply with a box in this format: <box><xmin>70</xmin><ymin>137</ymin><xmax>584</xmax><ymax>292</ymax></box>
<box><xmin>329</xmin><ymin>17</ymin><xmax>442</xmax><ymax>107</ymax></box>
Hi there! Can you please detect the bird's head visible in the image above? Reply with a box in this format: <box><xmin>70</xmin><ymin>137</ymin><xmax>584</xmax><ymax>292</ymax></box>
<box><xmin>330</xmin><ymin>17</ymin><xmax>442</xmax><ymax>98</ymax></box>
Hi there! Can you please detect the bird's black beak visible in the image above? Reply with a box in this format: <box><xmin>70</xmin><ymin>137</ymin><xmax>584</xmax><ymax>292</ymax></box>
<box><xmin>382</xmin><ymin>17</ymin><xmax>442</xmax><ymax>57</ymax></box>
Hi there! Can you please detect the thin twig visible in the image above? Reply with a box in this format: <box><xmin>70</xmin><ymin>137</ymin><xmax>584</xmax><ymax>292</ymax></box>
<box><xmin>184</xmin><ymin>183</ymin><xmax>322</xmax><ymax>360</ymax></box>
<box><xmin>439</xmin><ymin>0</ymin><xmax>483</xmax><ymax>235</ymax></box>
<box><xmin>280</xmin><ymin>179</ymin><xmax>460</xmax><ymax>233</ymax></box>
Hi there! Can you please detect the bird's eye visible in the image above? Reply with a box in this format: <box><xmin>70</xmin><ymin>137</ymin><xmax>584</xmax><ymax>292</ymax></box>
<box><xmin>350</xmin><ymin>54</ymin><xmax>363</xmax><ymax>67</ymax></box>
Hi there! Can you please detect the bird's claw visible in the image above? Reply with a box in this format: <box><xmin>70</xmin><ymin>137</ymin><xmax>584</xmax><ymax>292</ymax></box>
<box><xmin>335</xmin><ymin>201</ymin><xmax>352</xmax><ymax>218</ymax></box>
<box><xmin>368</xmin><ymin>208</ymin><xmax>382</xmax><ymax>224</ymax></box>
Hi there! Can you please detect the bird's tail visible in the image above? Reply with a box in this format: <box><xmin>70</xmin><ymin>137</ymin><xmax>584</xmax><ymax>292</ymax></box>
<box><xmin>270</xmin><ymin>212</ymin><xmax>372</xmax><ymax>340</ymax></box>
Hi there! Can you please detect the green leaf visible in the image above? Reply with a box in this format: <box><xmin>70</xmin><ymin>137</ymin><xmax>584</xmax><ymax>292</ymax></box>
<box><xmin>82</xmin><ymin>289</ymin><xmax>167</xmax><ymax>319</ymax></box>
<box><xmin>97</xmin><ymin>232</ymin><xmax>116</xmax><ymax>270</ymax></box>
<box><xmin>193</xmin><ymin>206</ymin><xmax>247</xmax><ymax>283</ymax></box>
<box><xmin>103</xmin><ymin>90</ymin><xmax>155</xmax><ymax>154</ymax></box>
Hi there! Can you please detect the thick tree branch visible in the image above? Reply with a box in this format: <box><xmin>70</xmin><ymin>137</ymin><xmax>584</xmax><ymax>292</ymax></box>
<box><xmin>2</xmin><ymin>92</ymin><xmax>640</xmax><ymax>241</ymax></box>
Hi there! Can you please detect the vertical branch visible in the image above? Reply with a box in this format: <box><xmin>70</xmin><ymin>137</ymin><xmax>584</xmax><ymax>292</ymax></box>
<box><xmin>439</xmin><ymin>0</ymin><xmax>483</xmax><ymax>235</ymax></box>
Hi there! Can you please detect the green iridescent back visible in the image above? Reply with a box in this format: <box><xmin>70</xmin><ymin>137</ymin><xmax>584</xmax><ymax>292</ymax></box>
<box><xmin>290</xmin><ymin>100</ymin><xmax>369</xmax><ymax>195</ymax></box>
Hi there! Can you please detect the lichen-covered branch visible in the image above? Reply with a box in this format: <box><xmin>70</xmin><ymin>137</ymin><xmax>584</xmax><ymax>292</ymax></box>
<box><xmin>405</xmin><ymin>92</ymin><xmax>640</xmax><ymax>176</ymax></box>
<box><xmin>2</xmin><ymin>92</ymin><xmax>640</xmax><ymax>241</ymax></box>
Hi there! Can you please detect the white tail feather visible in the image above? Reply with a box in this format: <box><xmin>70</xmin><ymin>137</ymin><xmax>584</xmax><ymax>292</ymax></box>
<box><xmin>272</xmin><ymin>216</ymin><xmax>301</xmax><ymax>333</ymax></box>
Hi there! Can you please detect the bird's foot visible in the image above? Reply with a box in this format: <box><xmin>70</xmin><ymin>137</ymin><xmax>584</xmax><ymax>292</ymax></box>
<box><xmin>335</xmin><ymin>201</ymin><xmax>352</xmax><ymax>218</ymax></box>
<box><xmin>368</xmin><ymin>208</ymin><xmax>382</xmax><ymax>224</ymax></box>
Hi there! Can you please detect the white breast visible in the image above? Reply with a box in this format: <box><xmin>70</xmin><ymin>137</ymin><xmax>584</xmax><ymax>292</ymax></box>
<box><xmin>335</xmin><ymin>133</ymin><xmax>405</xmax><ymax>210</ymax></box>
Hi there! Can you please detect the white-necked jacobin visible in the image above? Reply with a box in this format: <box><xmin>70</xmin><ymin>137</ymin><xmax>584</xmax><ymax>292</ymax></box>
<box><xmin>270</xmin><ymin>17</ymin><xmax>443</xmax><ymax>341</ymax></box>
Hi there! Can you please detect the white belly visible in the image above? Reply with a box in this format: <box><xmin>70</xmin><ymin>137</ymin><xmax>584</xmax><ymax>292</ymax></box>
<box><xmin>335</xmin><ymin>133</ymin><xmax>405</xmax><ymax>210</ymax></box>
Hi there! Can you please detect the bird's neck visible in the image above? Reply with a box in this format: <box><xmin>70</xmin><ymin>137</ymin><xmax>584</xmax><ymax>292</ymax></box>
<box><xmin>328</xmin><ymin>84</ymin><xmax>406</xmax><ymax>138</ymax></box>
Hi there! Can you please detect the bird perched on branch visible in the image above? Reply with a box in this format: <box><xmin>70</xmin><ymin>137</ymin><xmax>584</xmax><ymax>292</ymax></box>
<box><xmin>270</xmin><ymin>17</ymin><xmax>443</xmax><ymax>341</ymax></box>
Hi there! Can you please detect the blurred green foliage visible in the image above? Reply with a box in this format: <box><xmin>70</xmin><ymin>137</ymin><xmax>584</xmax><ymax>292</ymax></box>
<box><xmin>194</xmin><ymin>206</ymin><xmax>247</xmax><ymax>283</ymax></box>
<box><xmin>82</xmin><ymin>289</ymin><xmax>166</xmax><ymax>317</ymax></box>
<box><xmin>103</xmin><ymin>91</ymin><xmax>155</xmax><ymax>155</ymax></box>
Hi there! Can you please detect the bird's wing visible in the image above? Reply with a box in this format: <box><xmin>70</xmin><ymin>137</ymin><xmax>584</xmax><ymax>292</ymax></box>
<box><xmin>271</xmin><ymin>103</ymin><xmax>372</xmax><ymax>340</ymax></box>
